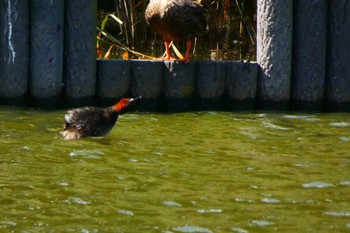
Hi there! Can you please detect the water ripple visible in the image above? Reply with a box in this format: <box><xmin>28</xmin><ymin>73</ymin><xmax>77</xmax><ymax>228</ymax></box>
<box><xmin>0</xmin><ymin>221</ymin><xmax>17</xmax><ymax>227</ymax></box>
<box><xmin>324</xmin><ymin>211</ymin><xmax>350</xmax><ymax>217</ymax></box>
<box><xmin>235</xmin><ymin>198</ymin><xmax>255</xmax><ymax>203</ymax></box>
<box><xmin>197</xmin><ymin>209</ymin><xmax>222</xmax><ymax>214</ymax></box>
<box><xmin>261</xmin><ymin>198</ymin><xmax>281</xmax><ymax>204</ymax></box>
<box><xmin>163</xmin><ymin>201</ymin><xmax>182</xmax><ymax>207</ymax></box>
<box><xmin>58</xmin><ymin>182</ymin><xmax>69</xmax><ymax>187</ymax></box>
<box><xmin>68</xmin><ymin>150</ymin><xmax>104</xmax><ymax>159</ymax></box>
<box><xmin>340</xmin><ymin>181</ymin><xmax>350</xmax><ymax>186</ymax></box>
<box><xmin>283</xmin><ymin>115</ymin><xmax>319</xmax><ymax>122</ymax></box>
<box><xmin>64</xmin><ymin>197</ymin><xmax>91</xmax><ymax>205</ymax></box>
<box><xmin>329</xmin><ymin>122</ymin><xmax>350</xmax><ymax>127</ymax></box>
<box><xmin>231</xmin><ymin>227</ymin><xmax>248</xmax><ymax>233</ymax></box>
<box><xmin>302</xmin><ymin>182</ymin><xmax>334</xmax><ymax>188</ymax></box>
<box><xmin>294</xmin><ymin>163</ymin><xmax>318</xmax><ymax>167</ymax></box>
<box><xmin>152</xmin><ymin>151</ymin><xmax>164</xmax><ymax>156</ymax></box>
<box><xmin>22</xmin><ymin>146</ymin><xmax>32</xmax><ymax>151</ymax></box>
<box><xmin>117</xmin><ymin>209</ymin><xmax>134</xmax><ymax>216</ymax></box>
<box><xmin>172</xmin><ymin>225</ymin><xmax>213</xmax><ymax>233</ymax></box>
<box><xmin>250</xmin><ymin>220</ymin><xmax>274</xmax><ymax>227</ymax></box>
<box><xmin>283</xmin><ymin>115</ymin><xmax>309</xmax><ymax>119</ymax></box>
<box><xmin>263</xmin><ymin>122</ymin><xmax>290</xmax><ymax>131</ymax></box>
<box><xmin>339</xmin><ymin>136</ymin><xmax>350</xmax><ymax>142</ymax></box>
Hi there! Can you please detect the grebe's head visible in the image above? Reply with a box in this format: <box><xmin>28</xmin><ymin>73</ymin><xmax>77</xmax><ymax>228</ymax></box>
<box><xmin>112</xmin><ymin>96</ymin><xmax>141</xmax><ymax>113</ymax></box>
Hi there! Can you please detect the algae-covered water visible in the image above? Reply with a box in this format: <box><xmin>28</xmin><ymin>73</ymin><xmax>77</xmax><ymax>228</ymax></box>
<box><xmin>0</xmin><ymin>106</ymin><xmax>349</xmax><ymax>232</ymax></box>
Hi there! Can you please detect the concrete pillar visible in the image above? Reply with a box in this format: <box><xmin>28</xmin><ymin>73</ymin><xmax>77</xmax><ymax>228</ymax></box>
<box><xmin>0</xmin><ymin>0</ymin><xmax>29</xmax><ymax>106</ymax></box>
<box><xmin>226</xmin><ymin>61</ymin><xmax>258</xmax><ymax>111</ymax></box>
<box><xmin>195</xmin><ymin>61</ymin><xmax>225</xmax><ymax>110</ymax></box>
<box><xmin>327</xmin><ymin>0</ymin><xmax>350</xmax><ymax>111</ymax></box>
<box><xmin>257</xmin><ymin>0</ymin><xmax>293</xmax><ymax>110</ymax></box>
<box><xmin>131</xmin><ymin>60</ymin><xmax>163</xmax><ymax>111</ymax></box>
<box><xmin>163</xmin><ymin>61</ymin><xmax>195</xmax><ymax>112</ymax></box>
<box><xmin>292</xmin><ymin>0</ymin><xmax>327</xmax><ymax>112</ymax></box>
<box><xmin>97</xmin><ymin>59</ymin><xmax>130</xmax><ymax>106</ymax></box>
<box><xmin>64</xmin><ymin>0</ymin><xmax>97</xmax><ymax>107</ymax></box>
<box><xmin>30</xmin><ymin>0</ymin><xmax>64</xmax><ymax>108</ymax></box>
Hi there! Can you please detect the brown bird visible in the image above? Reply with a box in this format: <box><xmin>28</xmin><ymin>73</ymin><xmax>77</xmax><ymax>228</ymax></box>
<box><xmin>145</xmin><ymin>0</ymin><xmax>207</xmax><ymax>62</ymax></box>
<box><xmin>61</xmin><ymin>97</ymin><xmax>141</xmax><ymax>140</ymax></box>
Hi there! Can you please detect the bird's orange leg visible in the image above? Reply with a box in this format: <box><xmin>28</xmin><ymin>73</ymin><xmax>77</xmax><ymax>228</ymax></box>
<box><xmin>182</xmin><ymin>40</ymin><xmax>192</xmax><ymax>62</ymax></box>
<box><xmin>164</xmin><ymin>41</ymin><xmax>173</xmax><ymax>60</ymax></box>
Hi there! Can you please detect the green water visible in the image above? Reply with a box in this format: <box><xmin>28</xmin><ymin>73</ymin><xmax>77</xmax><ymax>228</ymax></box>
<box><xmin>0</xmin><ymin>106</ymin><xmax>349</xmax><ymax>232</ymax></box>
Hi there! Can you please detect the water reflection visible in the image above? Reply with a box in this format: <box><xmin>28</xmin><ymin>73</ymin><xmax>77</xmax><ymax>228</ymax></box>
<box><xmin>0</xmin><ymin>107</ymin><xmax>349</xmax><ymax>232</ymax></box>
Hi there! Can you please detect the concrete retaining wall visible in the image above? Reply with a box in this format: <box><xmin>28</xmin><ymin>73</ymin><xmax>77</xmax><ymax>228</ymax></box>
<box><xmin>97</xmin><ymin>60</ymin><xmax>257</xmax><ymax>112</ymax></box>
<box><xmin>0</xmin><ymin>0</ymin><xmax>29</xmax><ymax>106</ymax></box>
<box><xmin>292</xmin><ymin>0</ymin><xmax>327</xmax><ymax>112</ymax></box>
<box><xmin>64</xmin><ymin>0</ymin><xmax>97</xmax><ymax>107</ymax></box>
<box><xmin>327</xmin><ymin>1</ymin><xmax>350</xmax><ymax>111</ymax></box>
<box><xmin>257</xmin><ymin>0</ymin><xmax>293</xmax><ymax>110</ymax></box>
<box><xmin>30</xmin><ymin>0</ymin><xmax>64</xmax><ymax>108</ymax></box>
<box><xmin>0</xmin><ymin>0</ymin><xmax>350</xmax><ymax>112</ymax></box>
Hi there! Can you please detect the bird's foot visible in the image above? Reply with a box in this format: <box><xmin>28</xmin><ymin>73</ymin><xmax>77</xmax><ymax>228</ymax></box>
<box><xmin>178</xmin><ymin>56</ymin><xmax>190</xmax><ymax>63</ymax></box>
<box><xmin>161</xmin><ymin>56</ymin><xmax>190</xmax><ymax>63</ymax></box>
<box><xmin>162</xmin><ymin>55</ymin><xmax>174</xmax><ymax>61</ymax></box>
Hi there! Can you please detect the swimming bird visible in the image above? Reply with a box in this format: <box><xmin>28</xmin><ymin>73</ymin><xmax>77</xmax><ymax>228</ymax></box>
<box><xmin>61</xmin><ymin>97</ymin><xmax>141</xmax><ymax>140</ymax></box>
<box><xmin>145</xmin><ymin>0</ymin><xmax>207</xmax><ymax>62</ymax></box>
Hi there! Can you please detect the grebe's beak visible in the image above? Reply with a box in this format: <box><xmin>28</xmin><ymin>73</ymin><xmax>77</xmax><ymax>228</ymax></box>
<box><xmin>130</xmin><ymin>96</ymin><xmax>142</xmax><ymax>102</ymax></box>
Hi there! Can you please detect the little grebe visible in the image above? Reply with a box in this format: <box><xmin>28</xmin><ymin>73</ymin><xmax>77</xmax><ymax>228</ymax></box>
<box><xmin>61</xmin><ymin>97</ymin><xmax>140</xmax><ymax>140</ymax></box>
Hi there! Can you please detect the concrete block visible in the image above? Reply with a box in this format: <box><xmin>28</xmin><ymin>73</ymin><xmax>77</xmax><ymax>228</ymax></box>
<box><xmin>0</xmin><ymin>0</ymin><xmax>29</xmax><ymax>106</ymax></box>
<box><xmin>292</xmin><ymin>0</ymin><xmax>327</xmax><ymax>112</ymax></box>
<box><xmin>327</xmin><ymin>1</ymin><xmax>350</xmax><ymax>111</ymax></box>
<box><xmin>225</xmin><ymin>61</ymin><xmax>258</xmax><ymax>111</ymax></box>
<box><xmin>64</xmin><ymin>0</ymin><xmax>97</xmax><ymax>107</ymax></box>
<box><xmin>257</xmin><ymin>0</ymin><xmax>293</xmax><ymax>110</ymax></box>
<box><xmin>163</xmin><ymin>61</ymin><xmax>195</xmax><ymax>112</ymax></box>
<box><xmin>97</xmin><ymin>59</ymin><xmax>130</xmax><ymax>106</ymax></box>
<box><xmin>195</xmin><ymin>61</ymin><xmax>225</xmax><ymax>110</ymax></box>
<box><xmin>131</xmin><ymin>60</ymin><xmax>163</xmax><ymax>112</ymax></box>
<box><xmin>30</xmin><ymin>0</ymin><xmax>64</xmax><ymax>108</ymax></box>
